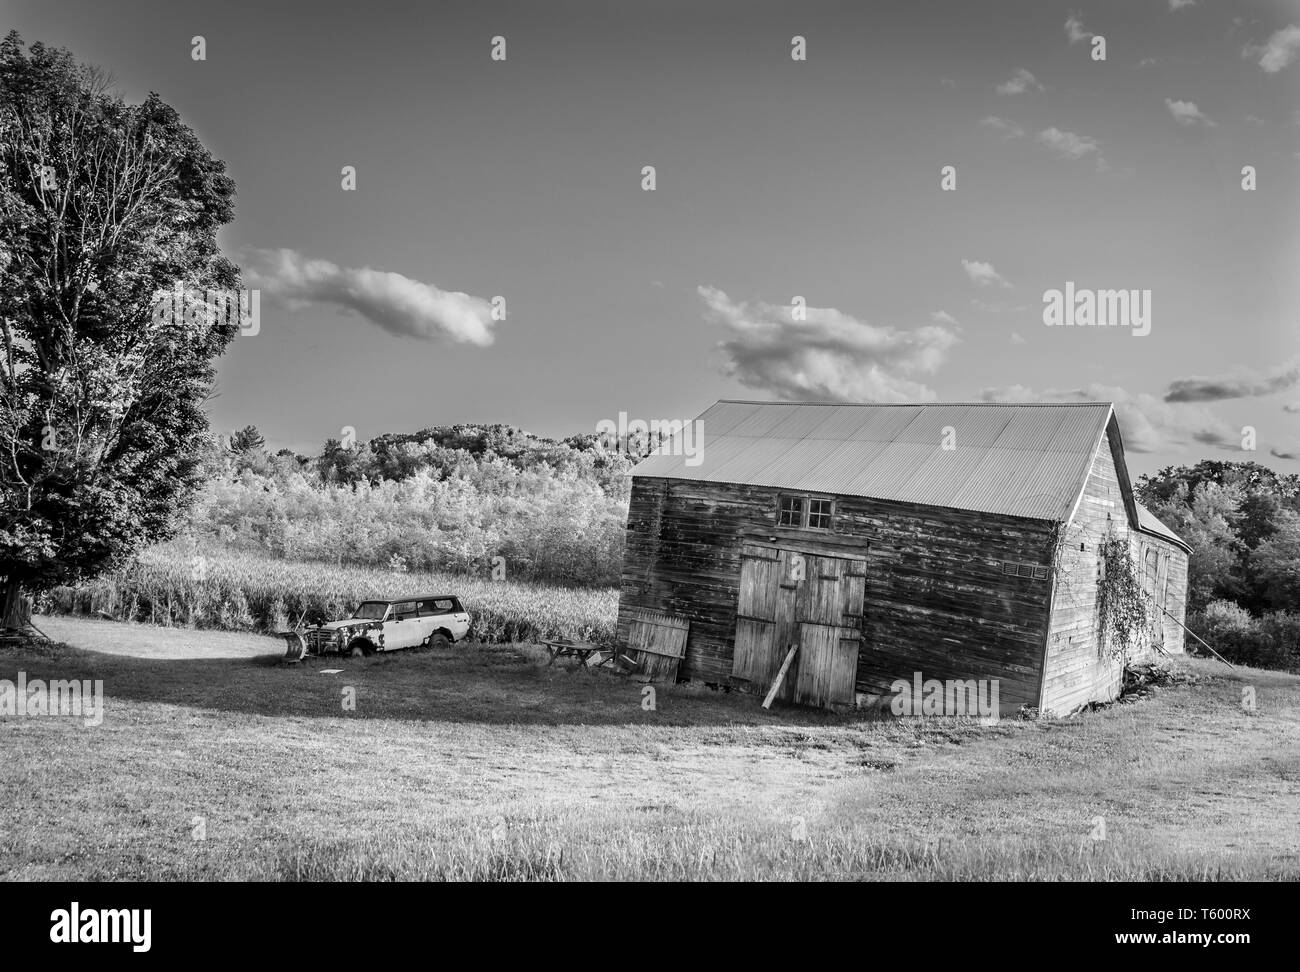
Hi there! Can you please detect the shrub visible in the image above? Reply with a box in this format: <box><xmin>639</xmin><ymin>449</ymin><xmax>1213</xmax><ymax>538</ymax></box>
<box><xmin>1187</xmin><ymin>600</ymin><xmax>1300</xmax><ymax>671</ymax></box>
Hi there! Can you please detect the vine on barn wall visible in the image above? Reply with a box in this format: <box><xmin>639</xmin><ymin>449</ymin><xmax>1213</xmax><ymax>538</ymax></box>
<box><xmin>1097</xmin><ymin>536</ymin><xmax>1147</xmax><ymax>662</ymax></box>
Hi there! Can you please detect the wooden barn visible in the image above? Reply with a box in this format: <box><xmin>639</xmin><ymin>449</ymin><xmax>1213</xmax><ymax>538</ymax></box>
<box><xmin>615</xmin><ymin>400</ymin><xmax>1191</xmax><ymax>716</ymax></box>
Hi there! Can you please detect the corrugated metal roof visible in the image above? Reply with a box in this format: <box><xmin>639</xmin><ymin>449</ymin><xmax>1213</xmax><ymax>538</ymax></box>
<box><xmin>634</xmin><ymin>400</ymin><xmax>1116</xmax><ymax>521</ymax></box>
<box><xmin>1135</xmin><ymin>501</ymin><xmax>1189</xmax><ymax>550</ymax></box>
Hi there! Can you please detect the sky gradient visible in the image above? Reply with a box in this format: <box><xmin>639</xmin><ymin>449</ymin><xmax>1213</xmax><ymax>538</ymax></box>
<box><xmin>4</xmin><ymin>0</ymin><xmax>1299</xmax><ymax>475</ymax></box>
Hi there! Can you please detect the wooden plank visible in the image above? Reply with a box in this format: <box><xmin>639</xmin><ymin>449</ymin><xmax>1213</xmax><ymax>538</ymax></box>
<box><xmin>732</xmin><ymin>617</ymin><xmax>774</xmax><ymax>683</ymax></box>
<box><xmin>762</xmin><ymin>645</ymin><xmax>798</xmax><ymax>709</ymax></box>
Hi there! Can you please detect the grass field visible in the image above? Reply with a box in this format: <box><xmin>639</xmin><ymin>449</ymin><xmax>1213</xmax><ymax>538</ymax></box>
<box><xmin>2</xmin><ymin>615</ymin><xmax>1298</xmax><ymax>880</ymax></box>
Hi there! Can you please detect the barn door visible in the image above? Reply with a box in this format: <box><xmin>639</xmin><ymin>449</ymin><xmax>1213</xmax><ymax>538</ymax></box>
<box><xmin>624</xmin><ymin>608</ymin><xmax>690</xmax><ymax>681</ymax></box>
<box><xmin>733</xmin><ymin>545</ymin><xmax>801</xmax><ymax>703</ymax></box>
<box><xmin>732</xmin><ymin>544</ymin><xmax>865</xmax><ymax>708</ymax></box>
<box><xmin>792</xmin><ymin>556</ymin><xmax>866</xmax><ymax>707</ymax></box>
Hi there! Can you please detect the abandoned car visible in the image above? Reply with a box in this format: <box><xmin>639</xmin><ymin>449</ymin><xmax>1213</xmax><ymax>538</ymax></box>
<box><xmin>303</xmin><ymin>595</ymin><xmax>471</xmax><ymax>657</ymax></box>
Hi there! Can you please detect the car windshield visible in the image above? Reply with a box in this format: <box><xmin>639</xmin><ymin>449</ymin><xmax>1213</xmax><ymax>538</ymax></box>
<box><xmin>352</xmin><ymin>601</ymin><xmax>389</xmax><ymax>621</ymax></box>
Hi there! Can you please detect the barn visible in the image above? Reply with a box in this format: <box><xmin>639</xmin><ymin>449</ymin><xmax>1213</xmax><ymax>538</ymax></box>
<box><xmin>614</xmin><ymin>400</ymin><xmax>1191</xmax><ymax>716</ymax></box>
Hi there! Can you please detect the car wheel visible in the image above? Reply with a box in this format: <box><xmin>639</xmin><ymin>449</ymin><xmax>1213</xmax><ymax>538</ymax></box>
<box><xmin>348</xmin><ymin>641</ymin><xmax>369</xmax><ymax>658</ymax></box>
<box><xmin>426</xmin><ymin>632</ymin><xmax>451</xmax><ymax>652</ymax></box>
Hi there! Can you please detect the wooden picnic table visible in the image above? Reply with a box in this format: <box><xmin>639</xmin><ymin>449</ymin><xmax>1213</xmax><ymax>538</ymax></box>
<box><xmin>539</xmin><ymin>639</ymin><xmax>613</xmax><ymax>671</ymax></box>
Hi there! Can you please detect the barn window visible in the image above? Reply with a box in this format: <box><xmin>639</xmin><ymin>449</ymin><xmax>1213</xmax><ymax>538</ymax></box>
<box><xmin>807</xmin><ymin>499</ymin><xmax>833</xmax><ymax>529</ymax></box>
<box><xmin>778</xmin><ymin>494</ymin><xmax>804</xmax><ymax>526</ymax></box>
<box><xmin>776</xmin><ymin>494</ymin><xmax>834</xmax><ymax>530</ymax></box>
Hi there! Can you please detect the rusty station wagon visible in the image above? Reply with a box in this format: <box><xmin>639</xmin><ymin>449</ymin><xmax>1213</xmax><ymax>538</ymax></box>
<box><xmin>304</xmin><ymin>595</ymin><xmax>471</xmax><ymax>657</ymax></box>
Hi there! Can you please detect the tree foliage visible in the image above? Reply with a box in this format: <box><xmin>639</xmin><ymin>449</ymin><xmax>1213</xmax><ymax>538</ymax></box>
<box><xmin>0</xmin><ymin>32</ymin><xmax>239</xmax><ymax>608</ymax></box>
<box><xmin>1137</xmin><ymin>460</ymin><xmax>1300</xmax><ymax>613</ymax></box>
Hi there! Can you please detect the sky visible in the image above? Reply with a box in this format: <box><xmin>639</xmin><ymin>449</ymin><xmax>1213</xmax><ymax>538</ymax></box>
<box><xmin>4</xmin><ymin>0</ymin><xmax>1300</xmax><ymax>476</ymax></box>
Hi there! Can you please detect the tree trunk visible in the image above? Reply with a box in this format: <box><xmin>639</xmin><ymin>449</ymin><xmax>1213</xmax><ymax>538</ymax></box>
<box><xmin>1</xmin><ymin>575</ymin><xmax>27</xmax><ymax>629</ymax></box>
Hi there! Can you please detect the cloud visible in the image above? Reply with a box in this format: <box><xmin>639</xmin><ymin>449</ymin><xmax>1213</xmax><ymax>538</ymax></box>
<box><xmin>1169</xmin><ymin>0</ymin><xmax>1196</xmax><ymax>10</ymax></box>
<box><xmin>1245</xmin><ymin>114</ymin><xmax>1268</xmax><ymax>125</ymax></box>
<box><xmin>1272</xmin><ymin>446</ymin><xmax>1300</xmax><ymax>460</ymax></box>
<box><xmin>930</xmin><ymin>310</ymin><xmax>959</xmax><ymax>325</ymax></box>
<box><xmin>1163</xmin><ymin>360</ymin><xmax>1300</xmax><ymax>402</ymax></box>
<box><xmin>1244</xmin><ymin>24</ymin><xmax>1300</xmax><ymax>74</ymax></box>
<box><xmin>962</xmin><ymin>259</ymin><xmax>1012</xmax><ymax>289</ymax></box>
<box><xmin>996</xmin><ymin>68</ymin><xmax>1044</xmax><ymax>95</ymax></box>
<box><xmin>980</xmin><ymin>115</ymin><xmax>1026</xmax><ymax>139</ymax></box>
<box><xmin>1010</xmin><ymin>332</ymin><xmax>1027</xmax><ymax>345</ymax></box>
<box><xmin>1165</xmin><ymin>98</ymin><xmax>1216</xmax><ymax>127</ymax></box>
<box><xmin>1284</xmin><ymin>402</ymin><xmax>1300</xmax><ymax>413</ymax></box>
<box><xmin>698</xmin><ymin>286</ymin><xmax>958</xmax><ymax>403</ymax></box>
<box><xmin>1036</xmin><ymin>127</ymin><xmax>1102</xmax><ymax>160</ymax></box>
<box><xmin>1065</xmin><ymin>13</ymin><xmax>1092</xmax><ymax>44</ymax></box>
<box><xmin>242</xmin><ymin>248</ymin><xmax>496</xmax><ymax>346</ymax></box>
<box><xmin>979</xmin><ymin>383</ymin><xmax>1238</xmax><ymax>453</ymax></box>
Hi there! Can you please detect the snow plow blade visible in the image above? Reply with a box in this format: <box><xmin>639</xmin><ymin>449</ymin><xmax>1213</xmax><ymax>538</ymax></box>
<box><xmin>280</xmin><ymin>631</ymin><xmax>307</xmax><ymax>663</ymax></box>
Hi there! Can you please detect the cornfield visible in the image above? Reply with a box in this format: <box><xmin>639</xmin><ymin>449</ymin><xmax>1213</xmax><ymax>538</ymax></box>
<box><xmin>44</xmin><ymin>545</ymin><xmax>619</xmax><ymax>644</ymax></box>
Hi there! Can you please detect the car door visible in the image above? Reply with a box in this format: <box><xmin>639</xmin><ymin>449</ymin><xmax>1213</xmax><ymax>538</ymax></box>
<box><xmin>383</xmin><ymin>600</ymin><xmax>422</xmax><ymax>650</ymax></box>
<box><xmin>447</xmin><ymin>598</ymin><xmax>471</xmax><ymax>641</ymax></box>
<box><xmin>418</xmin><ymin>597</ymin><xmax>470</xmax><ymax>642</ymax></box>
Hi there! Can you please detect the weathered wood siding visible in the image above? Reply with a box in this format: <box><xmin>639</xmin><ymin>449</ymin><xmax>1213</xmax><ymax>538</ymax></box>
<box><xmin>1040</xmin><ymin>436</ymin><xmax>1125</xmax><ymax>714</ymax></box>
<box><xmin>1038</xmin><ymin>430</ymin><xmax>1195</xmax><ymax>713</ymax></box>
<box><xmin>617</xmin><ymin>476</ymin><xmax>1058</xmax><ymax>712</ymax></box>
<box><xmin>1133</xmin><ymin>533</ymin><xmax>1189</xmax><ymax>656</ymax></box>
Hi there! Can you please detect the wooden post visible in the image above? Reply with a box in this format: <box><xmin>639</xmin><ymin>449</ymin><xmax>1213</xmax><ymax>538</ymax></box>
<box><xmin>762</xmin><ymin>645</ymin><xmax>798</xmax><ymax>710</ymax></box>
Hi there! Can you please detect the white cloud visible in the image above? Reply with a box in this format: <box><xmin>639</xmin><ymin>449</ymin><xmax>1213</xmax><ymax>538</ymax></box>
<box><xmin>996</xmin><ymin>68</ymin><xmax>1044</xmax><ymax>95</ymax></box>
<box><xmin>1169</xmin><ymin>0</ymin><xmax>1196</xmax><ymax>11</ymax></box>
<box><xmin>1284</xmin><ymin>402</ymin><xmax>1300</xmax><ymax>414</ymax></box>
<box><xmin>698</xmin><ymin>286</ymin><xmax>958</xmax><ymax>403</ymax></box>
<box><xmin>978</xmin><ymin>383</ymin><xmax>1237</xmax><ymax>453</ymax></box>
<box><xmin>980</xmin><ymin>115</ymin><xmax>1026</xmax><ymax>139</ymax></box>
<box><xmin>930</xmin><ymin>310</ymin><xmax>959</xmax><ymax>326</ymax></box>
<box><xmin>1065</xmin><ymin>13</ymin><xmax>1092</xmax><ymax>44</ymax></box>
<box><xmin>1010</xmin><ymin>332</ymin><xmax>1027</xmax><ymax>345</ymax></box>
<box><xmin>243</xmin><ymin>248</ymin><xmax>497</xmax><ymax>345</ymax></box>
<box><xmin>962</xmin><ymin>259</ymin><xmax>1012</xmax><ymax>289</ymax></box>
<box><xmin>1244</xmin><ymin>24</ymin><xmax>1300</xmax><ymax>74</ymax></box>
<box><xmin>1245</xmin><ymin>114</ymin><xmax>1268</xmax><ymax>125</ymax></box>
<box><xmin>1036</xmin><ymin>127</ymin><xmax>1102</xmax><ymax>160</ymax></box>
<box><xmin>1165</xmin><ymin>98</ymin><xmax>1216</xmax><ymax>127</ymax></box>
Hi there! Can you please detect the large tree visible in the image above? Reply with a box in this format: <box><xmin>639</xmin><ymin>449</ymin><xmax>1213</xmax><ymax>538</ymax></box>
<box><xmin>0</xmin><ymin>32</ymin><xmax>240</xmax><ymax>623</ymax></box>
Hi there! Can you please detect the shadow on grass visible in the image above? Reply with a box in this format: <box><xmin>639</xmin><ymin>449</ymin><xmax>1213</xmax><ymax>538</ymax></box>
<box><xmin>0</xmin><ymin>634</ymin><xmax>882</xmax><ymax>728</ymax></box>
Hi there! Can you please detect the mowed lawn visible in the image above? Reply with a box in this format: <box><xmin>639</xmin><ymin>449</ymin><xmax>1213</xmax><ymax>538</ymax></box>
<box><xmin>1</xmin><ymin>615</ymin><xmax>1297</xmax><ymax>880</ymax></box>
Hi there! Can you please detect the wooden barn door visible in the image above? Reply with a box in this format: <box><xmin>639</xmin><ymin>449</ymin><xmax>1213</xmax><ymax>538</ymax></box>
<box><xmin>623</xmin><ymin>608</ymin><xmax>690</xmax><ymax>681</ymax></box>
<box><xmin>732</xmin><ymin>544</ymin><xmax>866</xmax><ymax>708</ymax></box>
<box><xmin>792</xmin><ymin>556</ymin><xmax>866</xmax><ymax>707</ymax></box>
<box><xmin>733</xmin><ymin>545</ymin><xmax>801</xmax><ymax>703</ymax></box>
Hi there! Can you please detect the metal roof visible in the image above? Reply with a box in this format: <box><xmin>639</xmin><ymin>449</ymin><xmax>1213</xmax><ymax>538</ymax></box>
<box><xmin>632</xmin><ymin>400</ymin><xmax>1117</xmax><ymax>521</ymax></box>
<box><xmin>1135</xmin><ymin>501</ymin><xmax>1190</xmax><ymax>551</ymax></box>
